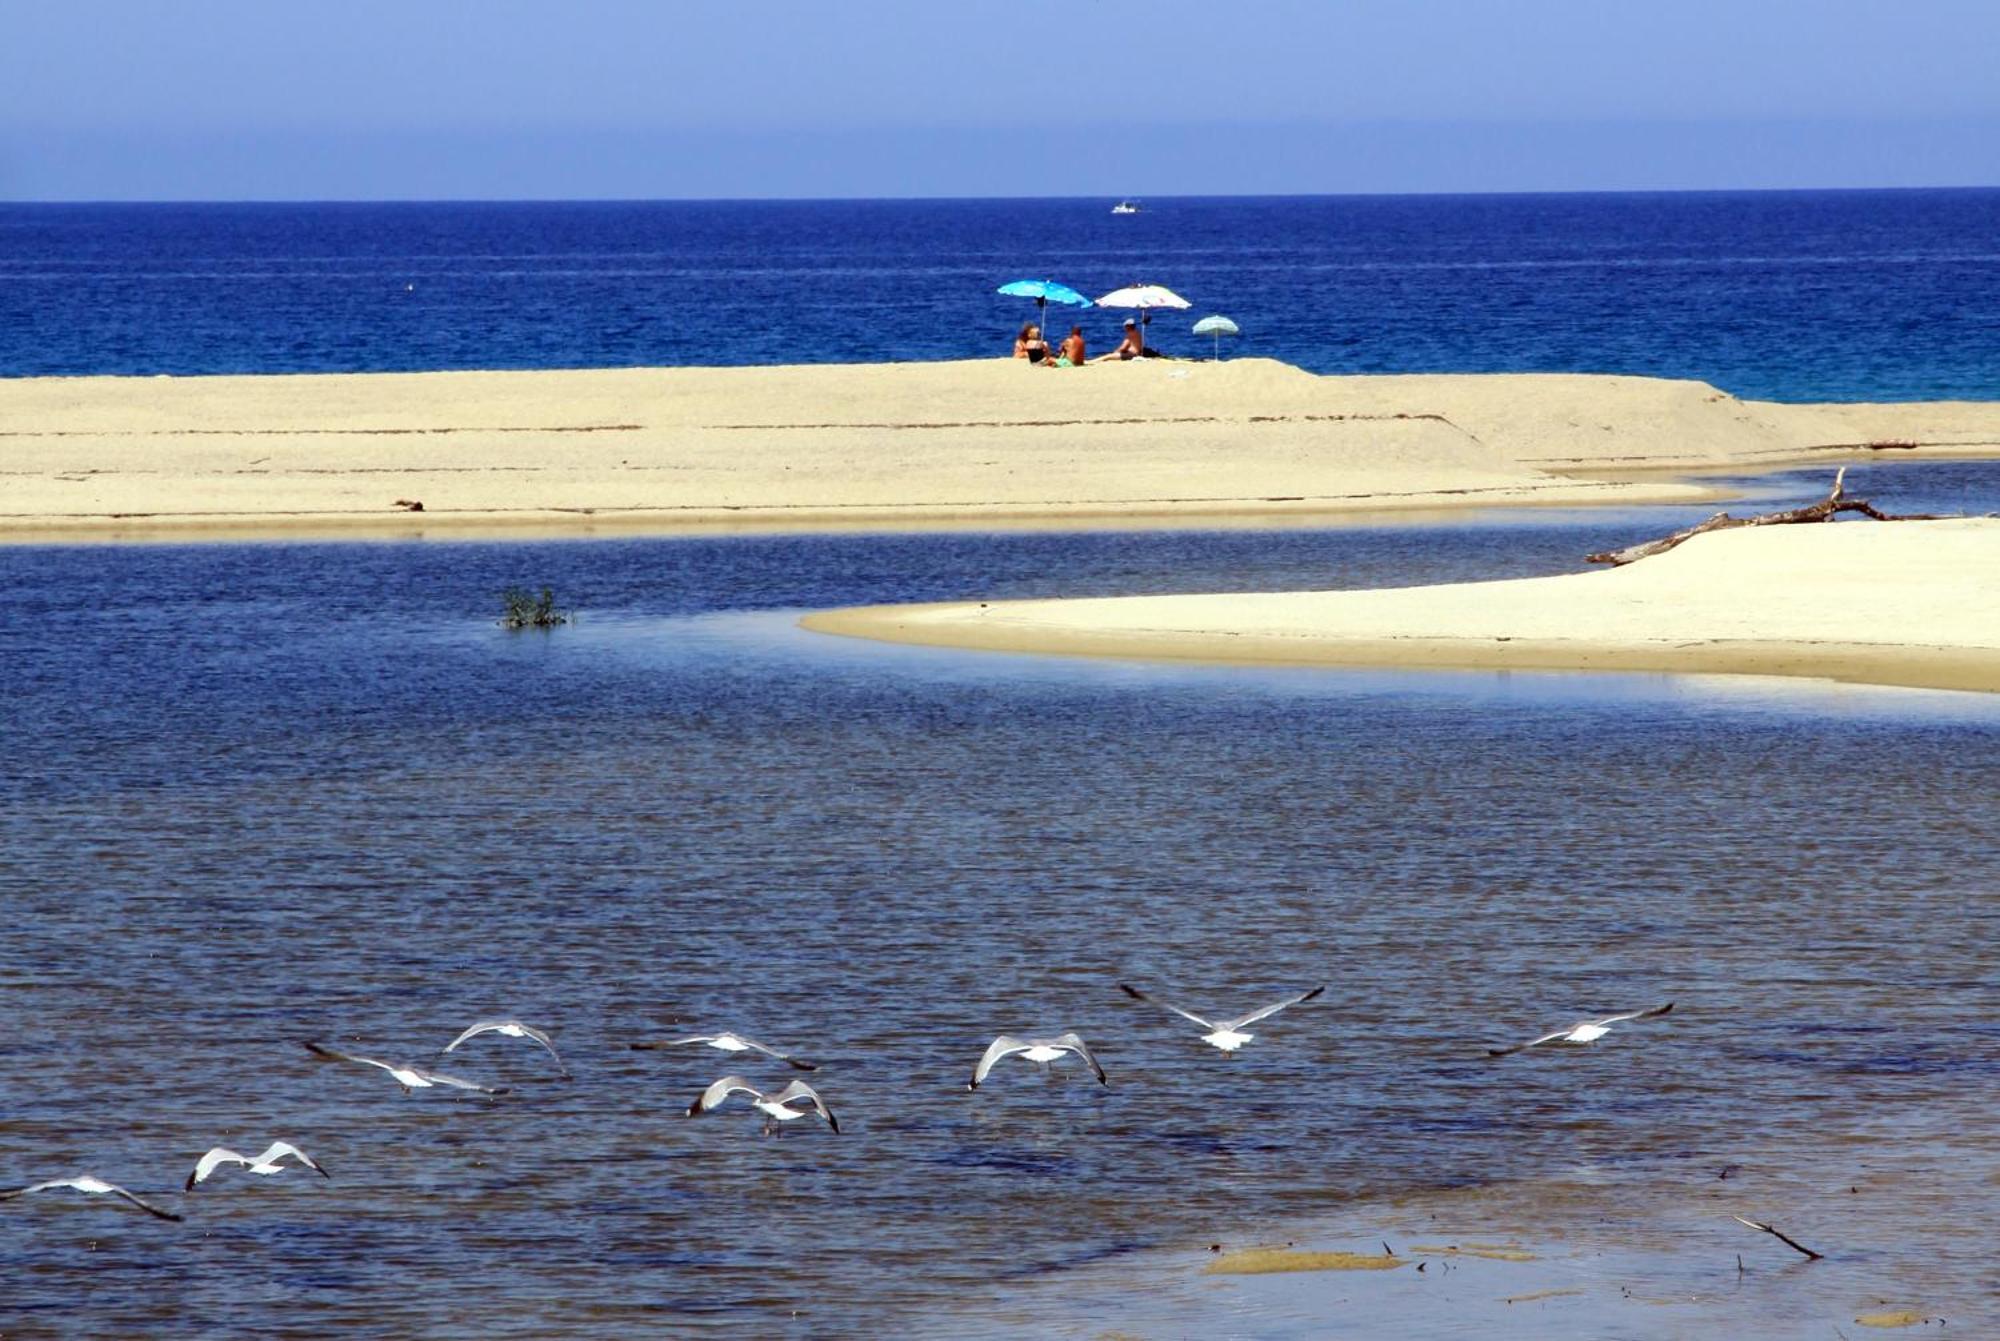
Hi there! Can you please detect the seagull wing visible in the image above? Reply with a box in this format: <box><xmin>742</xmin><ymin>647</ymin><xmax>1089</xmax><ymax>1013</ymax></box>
<box><xmin>1219</xmin><ymin>985</ymin><xmax>1327</xmax><ymax>1032</ymax></box>
<box><xmin>27</xmin><ymin>1177</ymin><xmax>183</xmax><ymax>1221</ymax></box>
<box><xmin>1487</xmin><ymin>1027</ymin><xmax>1575</xmax><ymax>1058</ymax></box>
<box><xmin>1588</xmin><ymin>1002</ymin><xmax>1675</xmax><ymax>1028</ymax></box>
<box><xmin>186</xmin><ymin>1147</ymin><xmax>245</xmax><ymax>1191</ymax></box>
<box><xmin>511</xmin><ymin>1023</ymin><xmax>570</xmax><ymax>1076</ymax></box>
<box><xmin>440</xmin><ymin>1020</ymin><xmax>510</xmax><ymax>1053</ymax></box>
<box><xmin>255</xmin><ymin>1142</ymin><xmax>330</xmax><ymax>1179</ymax></box>
<box><xmin>627</xmin><ymin>1035</ymin><xmax>708</xmax><ymax>1051</ymax></box>
<box><xmin>409</xmin><ymin>1066</ymin><xmax>504</xmax><ymax>1094</ymax></box>
<box><xmin>1054</xmin><ymin>1032</ymin><xmax>1109</xmax><ymax>1086</ymax></box>
<box><xmin>770</xmin><ymin>1080</ymin><xmax>839</xmax><ymax>1133</ymax></box>
<box><xmin>1118</xmin><ymin>984</ymin><xmax>1216</xmax><ymax>1031</ymax></box>
<box><xmin>0</xmin><ymin>1178</ymin><xmax>74</xmax><ymax>1200</ymax></box>
<box><xmin>107</xmin><ymin>1183</ymin><xmax>183</xmax><ymax>1222</ymax></box>
<box><xmin>688</xmin><ymin>1076</ymin><xmax>761</xmax><ymax>1117</ymax></box>
<box><xmin>732</xmin><ymin>1035</ymin><xmax>819</xmax><ymax>1071</ymax></box>
<box><xmin>302</xmin><ymin>1041</ymin><xmax>398</xmax><ymax>1075</ymax></box>
<box><xmin>970</xmin><ymin>1036</ymin><xmax>1031</xmax><ymax>1090</ymax></box>
<box><xmin>444</xmin><ymin>1020</ymin><xmax>568</xmax><ymax>1076</ymax></box>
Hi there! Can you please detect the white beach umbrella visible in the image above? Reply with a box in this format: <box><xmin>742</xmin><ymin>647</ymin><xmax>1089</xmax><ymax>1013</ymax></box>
<box><xmin>1095</xmin><ymin>283</ymin><xmax>1191</xmax><ymax>348</ymax></box>
<box><xmin>1191</xmin><ymin>314</ymin><xmax>1240</xmax><ymax>360</ymax></box>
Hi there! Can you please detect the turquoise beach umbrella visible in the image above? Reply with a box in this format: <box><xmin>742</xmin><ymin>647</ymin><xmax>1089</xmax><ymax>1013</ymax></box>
<box><xmin>1192</xmin><ymin>314</ymin><xmax>1240</xmax><ymax>361</ymax></box>
<box><xmin>997</xmin><ymin>279</ymin><xmax>1092</xmax><ymax>334</ymax></box>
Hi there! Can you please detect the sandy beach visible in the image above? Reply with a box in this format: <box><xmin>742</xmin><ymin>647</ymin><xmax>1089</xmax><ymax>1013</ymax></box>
<box><xmin>806</xmin><ymin>518</ymin><xmax>2000</xmax><ymax>694</ymax></box>
<box><xmin>5</xmin><ymin>358</ymin><xmax>1998</xmax><ymax>540</ymax></box>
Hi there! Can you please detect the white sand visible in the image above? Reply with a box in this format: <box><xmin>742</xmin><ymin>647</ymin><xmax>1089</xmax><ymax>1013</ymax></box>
<box><xmin>804</xmin><ymin>519</ymin><xmax>2000</xmax><ymax>694</ymax></box>
<box><xmin>5</xmin><ymin>359</ymin><xmax>1995</xmax><ymax>539</ymax></box>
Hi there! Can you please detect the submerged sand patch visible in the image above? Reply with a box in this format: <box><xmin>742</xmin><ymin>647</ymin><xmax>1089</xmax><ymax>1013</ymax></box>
<box><xmin>1204</xmin><ymin>1248</ymin><xmax>1409</xmax><ymax>1275</ymax></box>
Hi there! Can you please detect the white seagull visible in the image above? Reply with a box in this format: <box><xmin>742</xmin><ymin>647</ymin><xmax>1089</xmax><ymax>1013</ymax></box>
<box><xmin>1</xmin><ymin>1175</ymin><xmax>182</xmax><ymax>1221</ymax></box>
<box><xmin>629</xmin><ymin>1031</ymin><xmax>817</xmax><ymax>1071</ymax></box>
<box><xmin>1487</xmin><ymin>1003</ymin><xmax>1675</xmax><ymax>1057</ymax></box>
<box><xmin>441</xmin><ymin>1019</ymin><xmax>570</xmax><ymax>1077</ymax></box>
<box><xmin>968</xmin><ymin>1033</ymin><xmax>1108</xmax><ymax>1090</ymax></box>
<box><xmin>303</xmin><ymin>1041</ymin><xmax>506</xmax><ymax>1094</ymax></box>
<box><xmin>186</xmin><ymin>1141</ymin><xmax>329</xmax><ymax>1192</ymax></box>
<box><xmin>1119</xmin><ymin>983</ymin><xmax>1325</xmax><ymax>1053</ymax></box>
<box><xmin>686</xmin><ymin>1076</ymin><xmax>839</xmax><ymax>1135</ymax></box>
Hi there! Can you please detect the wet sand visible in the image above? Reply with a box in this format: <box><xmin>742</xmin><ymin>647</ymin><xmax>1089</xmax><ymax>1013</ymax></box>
<box><xmin>5</xmin><ymin>359</ymin><xmax>1998</xmax><ymax>539</ymax></box>
<box><xmin>1017</xmin><ymin>1169</ymin><xmax>1986</xmax><ymax>1339</ymax></box>
<box><xmin>806</xmin><ymin>518</ymin><xmax>2000</xmax><ymax>694</ymax></box>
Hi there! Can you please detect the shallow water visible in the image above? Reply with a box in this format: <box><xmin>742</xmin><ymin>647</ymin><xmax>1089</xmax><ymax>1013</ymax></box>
<box><xmin>2</xmin><ymin>464</ymin><xmax>1996</xmax><ymax>1336</ymax></box>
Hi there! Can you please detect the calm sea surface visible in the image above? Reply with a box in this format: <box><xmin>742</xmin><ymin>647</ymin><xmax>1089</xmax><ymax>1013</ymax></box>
<box><xmin>2</xmin><ymin>462</ymin><xmax>1997</xmax><ymax>1337</ymax></box>
<box><xmin>3</xmin><ymin>190</ymin><xmax>1999</xmax><ymax>400</ymax></box>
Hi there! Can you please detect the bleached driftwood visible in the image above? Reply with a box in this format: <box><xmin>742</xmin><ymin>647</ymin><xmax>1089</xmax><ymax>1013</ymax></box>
<box><xmin>1586</xmin><ymin>469</ymin><xmax>1948</xmax><ymax>566</ymax></box>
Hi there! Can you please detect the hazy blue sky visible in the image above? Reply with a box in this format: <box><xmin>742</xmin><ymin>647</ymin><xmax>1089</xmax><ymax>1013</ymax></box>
<box><xmin>6</xmin><ymin>1</ymin><xmax>1998</xmax><ymax>199</ymax></box>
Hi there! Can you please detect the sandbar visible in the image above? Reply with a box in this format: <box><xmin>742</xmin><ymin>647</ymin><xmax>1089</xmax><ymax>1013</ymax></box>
<box><xmin>803</xmin><ymin>519</ymin><xmax>2000</xmax><ymax>694</ymax></box>
<box><xmin>4</xmin><ymin>359</ymin><xmax>1996</xmax><ymax>540</ymax></box>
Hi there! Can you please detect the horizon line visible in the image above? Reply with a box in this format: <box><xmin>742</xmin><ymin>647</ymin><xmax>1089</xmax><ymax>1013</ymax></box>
<box><xmin>8</xmin><ymin>183</ymin><xmax>2000</xmax><ymax>207</ymax></box>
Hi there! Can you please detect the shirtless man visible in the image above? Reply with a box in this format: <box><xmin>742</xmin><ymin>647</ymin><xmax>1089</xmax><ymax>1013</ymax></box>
<box><xmin>1093</xmin><ymin>319</ymin><xmax>1145</xmax><ymax>362</ymax></box>
<box><xmin>1058</xmin><ymin>325</ymin><xmax>1086</xmax><ymax>365</ymax></box>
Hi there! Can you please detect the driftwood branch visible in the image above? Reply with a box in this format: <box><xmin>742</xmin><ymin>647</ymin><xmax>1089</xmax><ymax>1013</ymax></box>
<box><xmin>1731</xmin><ymin>1214</ymin><xmax>1825</xmax><ymax>1261</ymax></box>
<box><xmin>1587</xmin><ymin>469</ymin><xmax>1949</xmax><ymax>565</ymax></box>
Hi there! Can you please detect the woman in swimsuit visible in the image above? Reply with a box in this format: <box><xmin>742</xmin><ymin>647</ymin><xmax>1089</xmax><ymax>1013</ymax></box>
<box><xmin>1013</xmin><ymin>323</ymin><xmax>1053</xmax><ymax>364</ymax></box>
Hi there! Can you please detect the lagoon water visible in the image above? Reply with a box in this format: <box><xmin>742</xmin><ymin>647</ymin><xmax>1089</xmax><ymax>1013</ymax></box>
<box><xmin>3</xmin><ymin>463</ymin><xmax>1997</xmax><ymax>1336</ymax></box>
<box><xmin>4</xmin><ymin>190</ymin><xmax>2000</xmax><ymax>400</ymax></box>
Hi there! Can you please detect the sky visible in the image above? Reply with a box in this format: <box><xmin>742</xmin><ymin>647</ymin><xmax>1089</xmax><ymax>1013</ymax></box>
<box><xmin>5</xmin><ymin>0</ymin><xmax>1998</xmax><ymax>200</ymax></box>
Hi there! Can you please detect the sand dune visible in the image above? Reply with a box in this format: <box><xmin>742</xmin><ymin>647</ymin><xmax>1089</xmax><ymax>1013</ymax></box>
<box><xmin>5</xmin><ymin>359</ymin><xmax>1995</xmax><ymax>539</ymax></box>
<box><xmin>803</xmin><ymin>519</ymin><xmax>2000</xmax><ymax>694</ymax></box>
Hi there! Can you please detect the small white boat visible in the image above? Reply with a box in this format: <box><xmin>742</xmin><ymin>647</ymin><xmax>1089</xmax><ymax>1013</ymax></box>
<box><xmin>1111</xmin><ymin>200</ymin><xmax>1141</xmax><ymax>215</ymax></box>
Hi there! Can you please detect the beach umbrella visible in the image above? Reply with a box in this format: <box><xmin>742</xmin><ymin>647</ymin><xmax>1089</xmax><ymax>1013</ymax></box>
<box><xmin>1095</xmin><ymin>283</ymin><xmax>1191</xmax><ymax>347</ymax></box>
<box><xmin>1192</xmin><ymin>314</ymin><xmax>1240</xmax><ymax>361</ymax></box>
<box><xmin>997</xmin><ymin>279</ymin><xmax>1092</xmax><ymax>337</ymax></box>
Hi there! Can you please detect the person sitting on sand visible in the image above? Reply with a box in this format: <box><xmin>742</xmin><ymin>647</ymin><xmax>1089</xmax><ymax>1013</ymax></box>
<box><xmin>1013</xmin><ymin>323</ymin><xmax>1053</xmax><ymax>365</ymax></box>
<box><xmin>1092</xmin><ymin>319</ymin><xmax>1145</xmax><ymax>362</ymax></box>
<box><xmin>1056</xmin><ymin>325</ymin><xmax>1086</xmax><ymax>367</ymax></box>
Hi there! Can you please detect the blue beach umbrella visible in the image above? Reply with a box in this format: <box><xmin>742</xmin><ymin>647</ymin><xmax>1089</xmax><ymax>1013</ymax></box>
<box><xmin>997</xmin><ymin>279</ymin><xmax>1092</xmax><ymax>336</ymax></box>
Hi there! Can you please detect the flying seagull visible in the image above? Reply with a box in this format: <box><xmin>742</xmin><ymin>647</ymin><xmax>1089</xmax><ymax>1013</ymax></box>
<box><xmin>186</xmin><ymin>1141</ymin><xmax>329</xmax><ymax>1192</ymax></box>
<box><xmin>1118</xmin><ymin>983</ymin><xmax>1325</xmax><ymax>1053</ymax></box>
<box><xmin>1</xmin><ymin>1175</ymin><xmax>182</xmax><ymax>1222</ymax></box>
<box><xmin>629</xmin><ymin>1031</ymin><xmax>817</xmax><ymax>1071</ymax></box>
<box><xmin>303</xmin><ymin>1041</ymin><xmax>507</xmax><ymax>1094</ymax></box>
<box><xmin>686</xmin><ymin>1077</ymin><xmax>839</xmax><ymax>1135</ymax></box>
<box><xmin>968</xmin><ymin>1033</ymin><xmax>1108</xmax><ymax>1090</ymax></box>
<box><xmin>1487</xmin><ymin>1003</ymin><xmax>1675</xmax><ymax>1057</ymax></box>
<box><xmin>441</xmin><ymin>1020</ymin><xmax>570</xmax><ymax>1077</ymax></box>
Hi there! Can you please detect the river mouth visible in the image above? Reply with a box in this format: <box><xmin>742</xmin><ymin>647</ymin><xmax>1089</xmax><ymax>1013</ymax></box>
<box><xmin>4</xmin><ymin>466</ymin><xmax>1996</xmax><ymax>1336</ymax></box>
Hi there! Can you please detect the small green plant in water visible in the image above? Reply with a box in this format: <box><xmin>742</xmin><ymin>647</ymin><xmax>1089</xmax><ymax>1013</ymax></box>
<box><xmin>499</xmin><ymin>586</ymin><xmax>569</xmax><ymax>629</ymax></box>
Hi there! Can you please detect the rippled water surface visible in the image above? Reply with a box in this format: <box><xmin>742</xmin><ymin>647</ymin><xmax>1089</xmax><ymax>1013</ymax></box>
<box><xmin>3</xmin><ymin>465</ymin><xmax>1997</xmax><ymax>1337</ymax></box>
<box><xmin>5</xmin><ymin>191</ymin><xmax>1999</xmax><ymax>399</ymax></box>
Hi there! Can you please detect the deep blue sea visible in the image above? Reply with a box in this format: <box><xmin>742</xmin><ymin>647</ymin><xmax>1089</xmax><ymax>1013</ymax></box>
<box><xmin>4</xmin><ymin>190</ymin><xmax>1998</xmax><ymax>400</ymax></box>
